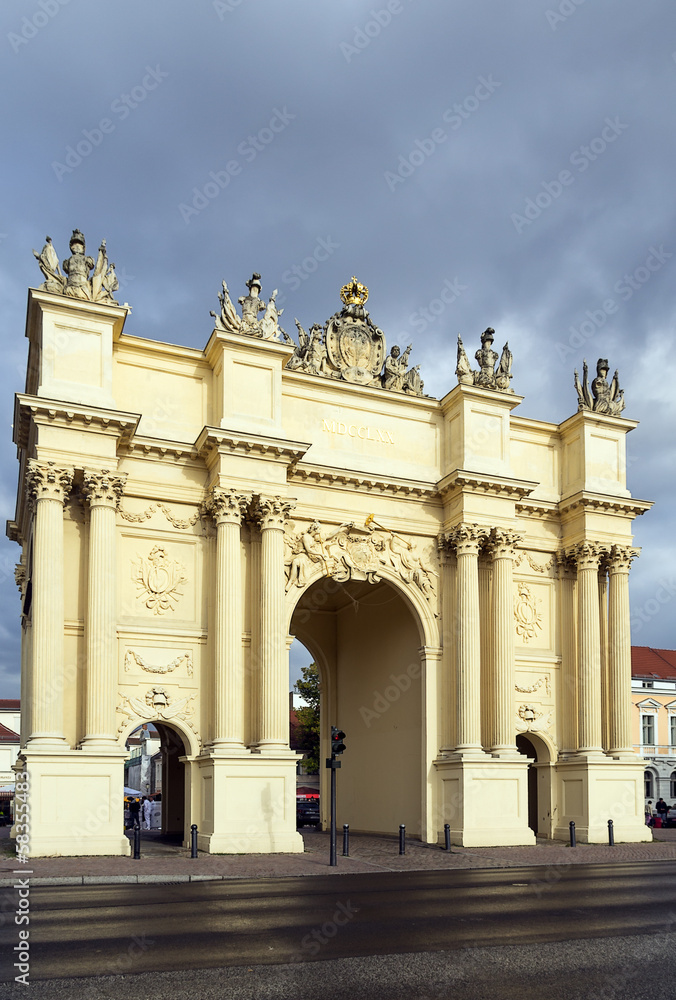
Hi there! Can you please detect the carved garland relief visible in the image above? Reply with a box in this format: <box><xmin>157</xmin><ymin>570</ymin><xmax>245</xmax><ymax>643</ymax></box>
<box><xmin>124</xmin><ymin>650</ymin><xmax>193</xmax><ymax>676</ymax></box>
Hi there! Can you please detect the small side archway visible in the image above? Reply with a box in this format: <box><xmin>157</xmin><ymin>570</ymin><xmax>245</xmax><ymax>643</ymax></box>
<box><xmin>516</xmin><ymin>731</ymin><xmax>557</xmax><ymax>838</ymax></box>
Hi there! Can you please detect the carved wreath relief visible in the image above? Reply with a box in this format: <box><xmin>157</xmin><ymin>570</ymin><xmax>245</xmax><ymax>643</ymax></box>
<box><xmin>285</xmin><ymin>518</ymin><xmax>437</xmax><ymax>601</ymax></box>
<box><xmin>513</xmin><ymin>582</ymin><xmax>543</xmax><ymax>642</ymax></box>
<box><xmin>133</xmin><ymin>545</ymin><xmax>188</xmax><ymax>615</ymax></box>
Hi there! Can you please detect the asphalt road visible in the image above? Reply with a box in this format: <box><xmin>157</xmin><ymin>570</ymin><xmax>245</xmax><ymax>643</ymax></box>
<box><xmin>2</xmin><ymin>862</ymin><xmax>675</xmax><ymax>997</ymax></box>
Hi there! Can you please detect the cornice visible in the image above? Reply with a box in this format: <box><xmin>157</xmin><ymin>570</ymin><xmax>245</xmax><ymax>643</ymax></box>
<box><xmin>13</xmin><ymin>394</ymin><xmax>140</xmax><ymax>451</ymax></box>
<box><xmin>122</xmin><ymin>436</ymin><xmax>199</xmax><ymax>463</ymax></box>
<box><xmin>559</xmin><ymin>491</ymin><xmax>653</xmax><ymax>518</ymax></box>
<box><xmin>438</xmin><ymin>469</ymin><xmax>537</xmax><ymax>501</ymax></box>
<box><xmin>515</xmin><ymin>498</ymin><xmax>560</xmax><ymax>520</ymax></box>
<box><xmin>194</xmin><ymin>426</ymin><xmax>311</xmax><ymax>466</ymax></box>
<box><xmin>289</xmin><ymin>462</ymin><xmax>437</xmax><ymax>499</ymax></box>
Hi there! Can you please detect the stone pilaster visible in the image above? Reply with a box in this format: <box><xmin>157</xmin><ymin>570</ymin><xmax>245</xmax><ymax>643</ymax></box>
<box><xmin>25</xmin><ymin>461</ymin><xmax>73</xmax><ymax>745</ymax></box>
<box><xmin>81</xmin><ymin>469</ymin><xmax>126</xmax><ymax>747</ymax></box>
<box><xmin>556</xmin><ymin>551</ymin><xmax>578</xmax><ymax>755</ymax></box>
<box><xmin>207</xmin><ymin>488</ymin><xmax>249</xmax><ymax>750</ymax></box>
<box><xmin>488</xmin><ymin>529</ymin><xmax>522</xmax><ymax>755</ymax></box>
<box><xmin>607</xmin><ymin>545</ymin><xmax>639</xmax><ymax>757</ymax></box>
<box><xmin>253</xmin><ymin>496</ymin><xmax>295</xmax><ymax>750</ymax></box>
<box><xmin>447</xmin><ymin>524</ymin><xmax>487</xmax><ymax>754</ymax></box>
<box><xmin>571</xmin><ymin>541</ymin><xmax>605</xmax><ymax>755</ymax></box>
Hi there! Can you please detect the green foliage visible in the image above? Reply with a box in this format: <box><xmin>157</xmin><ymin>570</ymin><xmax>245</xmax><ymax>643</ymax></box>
<box><xmin>294</xmin><ymin>663</ymin><xmax>320</xmax><ymax>773</ymax></box>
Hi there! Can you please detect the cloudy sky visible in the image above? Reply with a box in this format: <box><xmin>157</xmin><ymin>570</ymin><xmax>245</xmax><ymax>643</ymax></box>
<box><xmin>0</xmin><ymin>0</ymin><xmax>674</xmax><ymax>698</ymax></box>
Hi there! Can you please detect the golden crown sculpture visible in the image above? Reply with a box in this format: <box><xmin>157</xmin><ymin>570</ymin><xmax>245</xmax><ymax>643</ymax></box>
<box><xmin>340</xmin><ymin>276</ymin><xmax>369</xmax><ymax>306</ymax></box>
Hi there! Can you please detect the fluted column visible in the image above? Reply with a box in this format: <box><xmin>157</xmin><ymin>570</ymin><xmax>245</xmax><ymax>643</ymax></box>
<box><xmin>598</xmin><ymin>559</ymin><xmax>609</xmax><ymax>752</ymax></box>
<box><xmin>26</xmin><ymin>461</ymin><xmax>73</xmax><ymax>745</ymax></box>
<box><xmin>254</xmin><ymin>496</ymin><xmax>295</xmax><ymax>750</ymax></box>
<box><xmin>572</xmin><ymin>541</ymin><xmax>604</xmax><ymax>754</ymax></box>
<box><xmin>488</xmin><ymin>530</ymin><xmax>521</xmax><ymax>755</ymax></box>
<box><xmin>437</xmin><ymin>537</ymin><xmax>456</xmax><ymax>752</ymax></box>
<box><xmin>448</xmin><ymin>524</ymin><xmax>486</xmax><ymax>752</ymax></box>
<box><xmin>81</xmin><ymin>469</ymin><xmax>126</xmax><ymax>747</ymax></box>
<box><xmin>208</xmin><ymin>488</ymin><xmax>249</xmax><ymax>750</ymax></box>
<box><xmin>556</xmin><ymin>552</ymin><xmax>578</xmax><ymax>755</ymax></box>
<box><xmin>607</xmin><ymin>545</ymin><xmax>638</xmax><ymax>756</ymax></box>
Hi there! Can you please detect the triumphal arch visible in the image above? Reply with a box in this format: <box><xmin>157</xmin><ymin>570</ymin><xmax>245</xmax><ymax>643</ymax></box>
<box><xmin>8</xmin><ymin>231</ymin><xmax>652</xmax><ymax>855</ymax></box>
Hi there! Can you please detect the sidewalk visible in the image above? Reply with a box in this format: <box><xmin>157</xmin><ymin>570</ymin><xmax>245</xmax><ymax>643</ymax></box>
<box><xmin>2</xmin><ymin>826</ymin><xmax>675</xmax><ymax>887</ymax></box>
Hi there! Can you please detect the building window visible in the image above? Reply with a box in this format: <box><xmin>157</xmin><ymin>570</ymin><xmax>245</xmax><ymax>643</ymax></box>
<box><xmin>671</xmin><ymin>716</ymin><xmax>676</xmax><ymax>747</ymax></box>
<box><xmin>642</xmin><ymin>714</ymin><xmax>655</xmax><ymax>746</ymax></box>
<box><xmin>671</xmin><ymin>771</ymin><xmax>676</xmax><ymax>799</ymax></box>
<box><xmin>645</xmin><ymin>771</ymin><xmax>654</xmax><ymax>798</ymax></box>
<box><xmin>642</xmin><ymin>681</ymin><xmax>654</xmax><ymax>688</ymax></box>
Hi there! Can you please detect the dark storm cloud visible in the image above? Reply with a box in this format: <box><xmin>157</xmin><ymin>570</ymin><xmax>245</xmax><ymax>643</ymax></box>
<box><xmin>0</xmin><ymin>0</ymin><xmax>674</xmax><ymax>693</ymax></box>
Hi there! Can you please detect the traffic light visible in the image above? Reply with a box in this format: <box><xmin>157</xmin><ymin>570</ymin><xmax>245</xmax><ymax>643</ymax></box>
<box><xmin>331</xmin><ymin>726</ymin><xmax>346</xmax><ymax>756</ymax></box>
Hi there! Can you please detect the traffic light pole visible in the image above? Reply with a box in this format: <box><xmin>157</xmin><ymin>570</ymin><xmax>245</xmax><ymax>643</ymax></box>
<box><xmin>326</xmin><ymin>757</ymin><xmax>341</xmax><ymax>866</ymax></box>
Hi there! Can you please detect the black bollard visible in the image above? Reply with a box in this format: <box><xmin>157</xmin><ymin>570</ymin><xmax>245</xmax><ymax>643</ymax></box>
<box><xmin>133</xmin><ymin>824</ymin><xmax>141</xmax><ymax>859</ymax></box>
<box><xmin>399</xmin><ymin>824</ymin><xmax>406</xmax><ymax>855</ymax></box>
<box><xmin>191</xmin><ymin>823</ymin><xmax>198</xmax><ymax>858</ymax></box>
<box><xmin>608</xmin><ymin>819</ymin><xmax>614</xmax><ymax>847</ymax></box>
<box><xmin>444</xmin><ymin>823</ymin><xmax>451</xmax><ymax>852</ymax></box>
<box><xmin>569</xmin><ymin>820</ymin><xmax>576</xmax><ymax>848</ymax></box>
<box><xmin>342</xmin><ymin>824</ymin><xmax>350</xmax><ymax>857</ymax></box>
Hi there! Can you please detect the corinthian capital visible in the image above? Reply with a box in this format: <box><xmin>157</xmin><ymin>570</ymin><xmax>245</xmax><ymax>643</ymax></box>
<box><xmin>446</xmin><ymin>523</ymin><xmax>488</xmax><ymax>557</ymax></box>
<box><xmin>205</xmin><ymin>487</ymin><xmax>250</xmax><ymax>525</ymax></box>
<box><xmin>487</xmin><ymin>528</ymin><xmax>522</xmax><ymax>559</ymax></box>
<box><xmin>26</xmin><ymin>461</ymin><xmax>73</xmax><ymax>507</ymax></box>
<box><xmin>82</xmin><ymin>469</ymin><xmax>127</xmax><ymax>508</ymax></box>
<box><xmin>608</xmin><ymin>544</ymin><xmax>640</xmax><ymax>574</ymax></box>
<box><xmin>568</xmin><ymin>540</ymin><xmax>606</xmax><ymax>571</ymax></box>
<box><xmin>252</xmin><ymin>495</ymin><xmax>296</xmax><ymax>530</ymax></box>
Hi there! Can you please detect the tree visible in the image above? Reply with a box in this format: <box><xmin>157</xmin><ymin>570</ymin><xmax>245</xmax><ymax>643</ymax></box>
<box><xmin>293</xmin><ymin>663</ymin><xmax>320</xmax><ymax>774</ymax></box>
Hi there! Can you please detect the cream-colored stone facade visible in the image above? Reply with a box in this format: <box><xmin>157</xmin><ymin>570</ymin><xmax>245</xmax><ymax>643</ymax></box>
<box><xmin>7</xmin><ymin>284</ymin><xmax>653</xmax><ymax>856</ymax></box>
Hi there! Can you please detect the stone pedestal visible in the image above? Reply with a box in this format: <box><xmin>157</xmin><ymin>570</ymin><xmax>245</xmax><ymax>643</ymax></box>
<box><xmin>553</xmin><ymin>756</ymin><xmax>651</xmax><ymax>843</ymax></box>
<box><xmin>435</xmin><ymin>756</ymin><xmax>535</xmax><ymax>847</ymax></box>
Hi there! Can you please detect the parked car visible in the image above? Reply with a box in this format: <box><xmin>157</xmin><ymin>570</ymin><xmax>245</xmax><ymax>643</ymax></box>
<box><xmin>296</xmin><ymin>795</ymin><xmax>320</xmax><ymax>828</ymax></box>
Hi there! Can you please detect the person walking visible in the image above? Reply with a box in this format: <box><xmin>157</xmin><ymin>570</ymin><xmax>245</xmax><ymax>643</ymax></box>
<box><xmin>142</xmin><ymin>796</ymin><xmax>153</xmax><ymax>830</ymax></box>
<box><xmin>656</xmin><ymin>797</ymin><xmax>668</xmax><ymax>827</ymax></box>
<box><xmin>129</xmin><ymin>796</ymin><xmax>141</xmax><ymax>829</ymax></box>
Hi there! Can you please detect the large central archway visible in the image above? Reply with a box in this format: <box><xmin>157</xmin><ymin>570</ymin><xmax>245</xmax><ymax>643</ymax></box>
<box><xmin>291</xmin><ymin>575</ymin><xmax>425</xmax><ymax>836</ymax></box>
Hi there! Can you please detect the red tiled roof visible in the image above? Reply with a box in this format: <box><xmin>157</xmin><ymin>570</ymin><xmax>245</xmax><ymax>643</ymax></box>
<box><xmin>0</xmin><ymin>723</ymin><xmax>20</xmax><ymax>743</ymax></box>
<box><xmin>0</xmin><ymin>700</ymin><xmax>20</xmax><ymax>709</ymax></box>
<box><xmin>632</xmin><ymin>647</ymin><xmax>676</xmax><ymax>680</ymax></box>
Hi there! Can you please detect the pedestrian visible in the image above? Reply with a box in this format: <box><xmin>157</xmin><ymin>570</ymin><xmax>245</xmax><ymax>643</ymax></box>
<box><xmin>142</xmin><ymin>796</ymin><xmax>153</xmax><ymax>830</ymax></box>
<box><xmin>656</xmin><ymin>797</ymin><xmax>668</xmax><ymax>826</ymax></box>
<box><xmin>124</xmin><ymin>797</ymin><xmax>131</xmax><ymax>830</ymax></box>
<box><xmin>645</xmin><ymin>800</ymin><xmax>654</xmax><ymax>826</ymax></box>
<box><xmin>129</xmin><ymin>796</ymin><xmax>141</xmax><ymax>829</ymax></box>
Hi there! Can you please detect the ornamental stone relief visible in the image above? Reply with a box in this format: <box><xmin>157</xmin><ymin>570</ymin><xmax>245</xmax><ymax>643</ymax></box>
<box><xmin>514</xmin><ymin>582</ymin><xmax>543</xmax><ymax>642</ymax></box>
<box><xmin>124</xmin><ymin>650</ymin><xmax>193</xmax><ymax>676</ymax></box>
<box><xmin>515</xmin><ymin>675</ymin><xmax>551</xmax><ymax>697</ymax></box>
<box><xmin>132</xmin><ymin>545</ymin><xmax>188</xmax><ymax>615</ymax></box>
<box><xmin>285</xmin><ymin>516</ymin><xmax>437</xmax><ymax>601</ymax></box>
<box><xmin>116</xmin><ymin>687</ymin><xmax>198</xmax><ymax>738</ymax></box>
<box><xmin>120</xmin><ymin>502</ymin><xmax>202</xmax><ymax>530</ymax></box>
<box><xmin>516</xmin><ymin>703</ymin><xmax>553</xmax><ymax>735</ymax></box>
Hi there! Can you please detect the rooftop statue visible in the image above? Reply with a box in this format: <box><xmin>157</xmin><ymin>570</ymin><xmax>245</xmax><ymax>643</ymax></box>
<box><xmin>211</xmin><ymin>272</ymin><xmax>288</xmax><ymax>341</ymax></box>
<box><xmin>455</xmin><ymin>328</ymin><xmax>514</xmax><ymax>391</ymax></box>
<box><xmin>286</xmin><ymin>278</ymin><xmax>425</xmax><ymax>395</ymax></box>
<box><xmin>32</xmin><ymin>230</ymin><xmax>119</xmax><ymax>304</ymax></box>
<box><xmin>574</xmin><ymin>358</ymin><xmax>625</xmax><ymax>415</ymax></box>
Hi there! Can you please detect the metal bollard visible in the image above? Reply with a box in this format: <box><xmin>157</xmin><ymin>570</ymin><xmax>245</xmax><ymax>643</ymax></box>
<box><xmin>569</xmin><ymin>820</ymin><xmax>576</xmax><ymax>848</ymax></box>
<box><xmin>444</xmin><ymin>823</ymin><xmax>451</xmax><ymax>852</ymax></box>
<box><xmin>133</xmin><ymin>824</ymin><xmax>141</xmax><ymax>860</ymax></box>
<box><xmin>191</xmin><ymin>823</ymin><xmax>198</xmax><ymax>858</ymax></box>
<box><xmin>608</xmin><ymin>819</ymin><xmax>614</xmax><ymax>847</ymax></box>
<box><xmin>399</xmin><ymin>824</ymin><xmax>406</xmax><ymax>855</ymax></box>
<box><xmin>342</xmin><ymin>824</ymin><xmax>350</xmax><ymax>857</ymax></box>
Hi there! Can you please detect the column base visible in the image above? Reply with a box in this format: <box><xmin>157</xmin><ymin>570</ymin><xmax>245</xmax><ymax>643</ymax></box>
<box><xmin>434</xmin><ymin>755</ymin><xmax>535</xmax><ymax>847</ymax></box>
<box><xmin>554</xmin><ymin>755</ymin><xmax>651</xmax><ymax>843</ymax></box>
<box><xmin>17</xmin><ymin>747</ymin><xmax>131</xmax><ymax>857</ymax></box>
<box><xmin>195</xmin><ymin>751</ymin><xmax>304</xmax><ymax>854</ymax></box>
